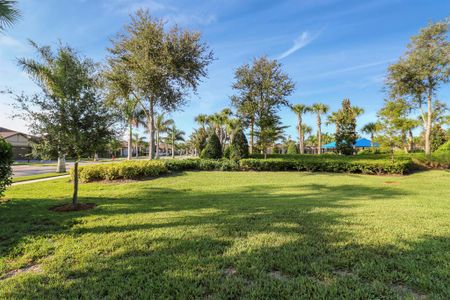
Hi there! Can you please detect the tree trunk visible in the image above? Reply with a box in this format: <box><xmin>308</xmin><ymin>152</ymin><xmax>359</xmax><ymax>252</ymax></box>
<box><xmin>249</xmin><ymin>118</ymin><xmax>254</xmax><ymax>154</ymax></box>
<box><xmin>172</xmin><ymin>142</ymin><xmax>175</xmax><ymax>158</ymax></box>
<box><xmin>148</xmin><ymin>99</ymin><xmax>155</xmax><ymax>160</ymax></box>
<box><xmin>425</xmin><ymin>92</ymin><xmax>432</xmax><ymax>155</ymax></box>
<box><xmin>135</xmin><ymin>143</ymin><xmax>139</xmax><ymax>158</ymax></box>
<box><xmin>93</xmin><ymin>153</ymin><xmax>98</xmax><ymax>161</ymax></box>
<box><xmin>402</xmin><ymin>131</ymin><xmax>408</xmax><ymax>153</ymax></box>
<box><xmin>317</xmin><ymin>115</ymin><xmax>322</xmax><ymax>155</ymax></box>
<box><xmin>72</xmin><ymin>161</ymin><xmax>79</xmax><ymax>206</ymax></box>
<box><xmin>56</xmin><ymin>154</ymin><xmax>66</xmax><ymax>173</ymax></box>
<box><xmin>127</xmin><ymin>124</ymin><xmax>132</xmax><ymax>160</ymax></box>
<box><xmin>370</xmin><ymin>133</ymin><xmax>374</xmax><ymax>147</ymax></box>
<box><xmin>155</xmin><ymin>130</ymin><xmax>160</xmax><ymax>159</ymax></box>
<box><xmin>298</xmin><ymin>115</ymin><xmax>304</xmax><ymax>154</ymax></box>
<box><xmin>408</xmin><ymin>129</ymin><xmax>414</xmax><ymax>152</ymax></box>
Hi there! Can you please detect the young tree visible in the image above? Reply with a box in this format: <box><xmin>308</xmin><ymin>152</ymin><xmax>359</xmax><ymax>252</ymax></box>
<box><xmin>166</xmin><ymin>124</ymin><xmax>185</xmax><ymax>158</ymax></box>
<box><xmin>361</xmin><ymin>122</ymin><xmax>379</xmax><ymax>147</ymax></box>
<box><xmin>229</xmin><ymin>129</ymin><xmax>249</xmax><ymax>160</ymax></box>
<box><xmin>16</xmin><ymin>42</ymin><xmax>117</xmax><ymax>206</ymax></box>
<box><xmin>335</xmin><ymin>99</ymin><xmax>358</xmax><ymax>155</ymax></box>
<box><xmin>231</xmin><ymin>56</ymin><xmax>295</xmax><ymax>154</ymax></box>
<box><xmin>0</xmin><ymin>0</ymin><xmax>20</xmax><ymax>32</ymax></box>
<box><xmin>386</xmin><ymin>19</ymin><xmax>450</xmax><ymax>155</ymax></box>
<box><xmin>291</xmin><ymin>104</ymin><xmax>310</xmax><ymax>154</ymax></box>
<box><xmin>155</xmin><ymin>113</ymin><xmax>174</xmax><ymax>158</ymax></box>
<box><xmin>0</xmin><ymin>137</ymin><xmax>13</xmax><ymax>198</ymax></box>
<box><xmin>310</xmin><ymin>103</ymin><xmax>329</xmax><ymax>154</ymax></box>
<box><xmin>256</xmin><ymin>114</ymin><xmax>287</xmax><ymax>158</ymax></box>
<box><xmin>200</xmin><ymin>131</ymin><xmax>222</xmax><ymax>159</ymax></box>
<box><xmin>108</xmin><ymin>10</ymin><xmax>213</xmax><ymax>159</ymax></box>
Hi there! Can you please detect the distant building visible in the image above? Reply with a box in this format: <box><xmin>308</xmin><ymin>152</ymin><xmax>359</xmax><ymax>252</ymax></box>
<box><xmin>0</xmin><ymin>127</ymin><xmax>33</xmax><ymax>160</ymax></box>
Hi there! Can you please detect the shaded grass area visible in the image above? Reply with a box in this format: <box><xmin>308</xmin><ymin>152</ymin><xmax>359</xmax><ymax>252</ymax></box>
<box><xmin>12</xmin><ymin>172</ymin><xmax>68</xmax><ymax>183</ymax></box>
<box><xmin>1</xmin><ymin>171</ymin><xmax>449</xmax><ymax>299</ymax></box>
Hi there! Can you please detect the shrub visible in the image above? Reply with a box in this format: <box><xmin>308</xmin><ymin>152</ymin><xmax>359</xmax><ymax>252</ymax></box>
<box><xmin>240</xmin><ymin>155</ymin><xmax>413</xmax><ymax>175</ymax></box>
<box><xmin>0</xmin><ymin>138</ymin><xmax>13</xmax><ymax>197</ymax></box>
<box><xmin>75</xmin><ymin>160</ymin><xmax>168</xmax><ymax>183</ymax></box>
<box><xmin>436</xmin><ymin>140</ymin><xmax>450</xmax><ymax>153</ymax></box>
<box><xmin>223</xmin><ymin>145</ymin><xmax>231</xmax><ymax>159</ymax></box>
<box><xmin>200</xmin><ymin>132</ymin><xmax>222</xmax><ymax>159</ymax></box>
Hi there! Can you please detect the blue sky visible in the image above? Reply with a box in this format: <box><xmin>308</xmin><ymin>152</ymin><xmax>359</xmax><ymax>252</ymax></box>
<box><xmin>1</xmin><ymin>0</ymin><xmax>449</xmax><ymax>139</ymax></box>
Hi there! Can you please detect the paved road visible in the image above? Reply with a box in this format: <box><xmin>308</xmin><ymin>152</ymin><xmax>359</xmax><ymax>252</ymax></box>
<box><xmin>12</xmin><ymin>161</ymin><xmax>99</xmax><ymax>177</ymax></box>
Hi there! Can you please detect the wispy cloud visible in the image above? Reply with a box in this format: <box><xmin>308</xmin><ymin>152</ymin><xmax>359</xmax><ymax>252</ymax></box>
<box><xmin>307</xmin><ymin>59</ymin><xmax>394</xmax><ymax>79</ymax></box>
<box><xmin>276</xmin><ymin>31</ymin><xmax>318</xmax><ymax>60</ymax></box>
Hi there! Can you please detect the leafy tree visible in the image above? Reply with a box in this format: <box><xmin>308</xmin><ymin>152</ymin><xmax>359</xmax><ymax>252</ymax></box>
<box><xmin>335</xmin><ymin>99</ymin><xmax>358</xmax><ymax>155</ymax></box>
<box><xmin>229</xmin><ymin>129</ymin><xmax>249</xmax><ymax>160</ymax></box>
<box><xmin>0</xmin><ymin>137</ymin><xmax>13</xmax><ymax>198</ymax></box>
<box><xmin>194</xmin><ymin>114</ymin><xmax>209</xmax><ymax>131</ymax></box>
<box><xmin>286</xmin><ymin>140</ymin><xmax>299</xmax><ymax>154</ymax></box>
<box><xmin>231</xmin><ymin>56</ymin><xmax>295</xmax><ymax>154</ymax></box>
<box><xmin>256</xmin><ymin>114</ymin><xmax>287</xmax><ymax>158</ymax></box>
<box><xmin>386</xmin><ymin>19</ymin><xmax>450</xmax><ymax>155</ymax></box>
<box><xmin>291</xmin><ymin>104</ymin><xmax>310</xmax><ymax>154</ymax></box>
<box><xmin>108</xmin><ymin>10</ymin><xmax>213</xmax><ymax>159</ymax></box>
<box><xmin>377</xmin><ymin>99</ymin><xmax>406</xmax><ymax>161</ymax></box>
<box><xmin>16</xmin><ymin>42</ymin><xmax>117</xmax><ymax>206</ymax></box>
<box><xmin>0</xmin><ymin>0</ymin><xmax>20</xmax><ymax>31</ymax></box>
<box><xmin>155</xmin><ymin>113</ymin><xmax>174</xmax><ymax>158</ymax></box>
<box><xmin>200</xmin><ymin>131</ymin><xmax>222</xmax><ymax>159</ymax></box>
<box><xmin>310</xmin><ymin>103</ymin><xmax>329</xmax><ymax>154</ymax></box>
<box><xmin>430</xmin><ymin>124</ymin><xmax>447</xmax><ymax>152</ymax></box>
<box><xmin>166</xmin><ymin>124</ymin><xmax>185</xmax><ymax>158</ymax></box>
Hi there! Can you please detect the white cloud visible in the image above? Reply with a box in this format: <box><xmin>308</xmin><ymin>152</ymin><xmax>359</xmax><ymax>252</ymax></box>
<box><xmin>0</xmin><ymin>35</ymin><xmax>23</xmax><ymax>48</ymax></box>
<box><xmin>276</xmin><ymin>31</ymin><xmax>318</xmax><ymax>60</ymax></box>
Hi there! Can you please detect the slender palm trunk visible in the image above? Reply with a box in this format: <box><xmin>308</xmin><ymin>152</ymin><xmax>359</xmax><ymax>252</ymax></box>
<box><xmin>72</xmin><ymin>161</ymin><xmax>79</xmax><ymax>205</ymax></box>
<box><xmin>408</xmin><ymin>129</ymin><xmax>414</xmax><ymax>152</ymax></box>
<box><xmin>127</xmin><ymin>124</ymin><xmax>132</xmax><ymax>160</ymax></box>
<box><xmin>370</xmin><ymin>133</ymin><xmax>374</xmax><ymax>148</ymax></box>
<box><xmin>317</xmin><ymin>115</ymin><xmax>322</xmax><ymax>155</ymax></box>
<box><xmin>155</xmin><ymin>130</ymin><xmax>160</xmax><ymax>159</ymax></box>
<box><xmin>298</xmin><ymin>114</ymin><xmax>304</xmax><ymax>154</ymax></box>
<box><xmin>402</xmin><ymin>130</ymin><xmax>408</xmax><ymax>153</ymax></box>
<box><xmin>171</xmin><ymin>139</ymin><xmax>175</xmax><ymax>158</ymax></box>
<box><xmin>148</xmin><ymin>98</ymin><xmax>155</xmax><ymax>160</ymax></box>
<box><xmin>56</xmin><ymin>153</ymin><xmax>66</xmax><ymax>173</ymax></box>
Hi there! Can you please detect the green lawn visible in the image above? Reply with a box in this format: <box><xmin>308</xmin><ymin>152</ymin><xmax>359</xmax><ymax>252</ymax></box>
<box><xmin>12</xmin><ymin>172</ymin><xmax>68</xmax><ymax>183</ymax></box>
<box><xmin>1</xmin><ymin>171</ymin><xmax>449</xmax><ymax>299</ymax></box>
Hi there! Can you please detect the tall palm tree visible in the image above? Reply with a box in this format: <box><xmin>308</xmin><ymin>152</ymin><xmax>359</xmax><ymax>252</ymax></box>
<box><xmin>311</xmin><ymin>103</ymin><xmax>329</xmax><ymax>154</ymax></box>
<box><xmin>154</xmin><ymin>113</ymin><xmax>174</xmax><ymax>158</ymax></box>
<box><xmin>226</xmin><ymin>118</ymin><xmax>241</xmax><ymax>144</ymax></box>
<box><xmin>291</xmin><ymin>104</ymin><xmax>310</xmax><ymax>154</ymax></box>
<box><xmin>0</xmin><ymin>0</ymin><xmax>20</xmax><ymax>32</ymax></box>
<box><xmin>132</xmin><ymin>133</ymin><xmax>146</xmax><ymax>158</ymax></box>
<box><xmin>361</xmin><ymin>122</ymin><xmax>378</xmax><ymax>147</ymax></box>
<box><xmin>166</xmin><ymin>124</ymin><xmax>185</xmax><ymax>158</ymax></box>
<box><xmin>194</xmin><ymin>114</ymin><xmax>208</xmax><ymax>130</ymax></box>
<box><xmin>301</xmin><ymin>124</ymin><xmax>312</xmax><ymax>152</ymax></box>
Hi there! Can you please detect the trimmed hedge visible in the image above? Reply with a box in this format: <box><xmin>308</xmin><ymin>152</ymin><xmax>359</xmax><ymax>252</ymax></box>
<box><xmin>240</xmin><ymin>157</ymin><xmax>413</xmax><ymax>175</ymax></box>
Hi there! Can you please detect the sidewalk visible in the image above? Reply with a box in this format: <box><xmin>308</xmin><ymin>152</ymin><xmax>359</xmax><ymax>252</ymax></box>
<box><xmin>12</xmin><ymin>175</ymin><xmax>70</xmax><ymax>186</ymax></box>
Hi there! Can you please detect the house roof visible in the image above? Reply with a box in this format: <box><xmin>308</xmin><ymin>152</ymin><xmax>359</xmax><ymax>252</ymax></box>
<box><xmin>0</xmin><ymin>127</ymin><xmax>33</xmax><ymax>140</ymax></box>
<box><xmin>322</xmin><ymin>138</ymin><xmax>379</xmax><ymax>149</ymax></box>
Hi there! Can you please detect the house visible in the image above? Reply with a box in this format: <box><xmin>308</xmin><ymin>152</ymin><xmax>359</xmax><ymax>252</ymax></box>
<box><xmin>0</xmin><ymin>127</ymin><xmax>33</xmax><ymax>160</ymax></box>
<box><xmin>322</xmin><ymin>138</ymin><xmax>379</xmax><ymax>153</ymax></box>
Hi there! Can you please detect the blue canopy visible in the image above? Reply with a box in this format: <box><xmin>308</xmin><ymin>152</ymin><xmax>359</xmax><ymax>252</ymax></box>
<box><xmin>322</xmin><ymin>138</ymin><xmax>379</xmax><ymax>149</ymax></box>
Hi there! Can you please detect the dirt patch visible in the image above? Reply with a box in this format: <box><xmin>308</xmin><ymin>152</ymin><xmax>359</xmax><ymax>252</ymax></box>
<box><xmin>384</xmin><ymin>181</ymin><xmax>400</xmax><ymax>185</ymax></box>
<box><xmin>269</xmin><ymin>270</ymin><xmax>289</xmax><ymax>281</ymax></box>
<box><xmin>1</xmin><ymin>264</ymin><xmax>42</xmax><ymax>280</ymax></box>
<box><xmin>392</xmin><ymin>284</ymin><xmax>427</xmax><ymax>299</ymax></box>
<box><xmin>50</xmin><ymin>203</ymin><xmax>96</xmax><ymax>212</ymax></box>
<box><xmin>223</xmin><ymin>267</ymin><xmax>237</xmax><ymax>276</ymax></box>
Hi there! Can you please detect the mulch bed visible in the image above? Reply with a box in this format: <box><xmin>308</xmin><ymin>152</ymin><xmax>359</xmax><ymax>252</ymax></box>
<box><xmin>50</xmin><ymin>203</ymin><xmax>96</xmax><ymax>212</ymax></box>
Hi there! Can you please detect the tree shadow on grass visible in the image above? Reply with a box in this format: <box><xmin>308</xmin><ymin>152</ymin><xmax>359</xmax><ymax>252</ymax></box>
<box><xmin>2</xmin><ymin>176</ymin><xmax>446</xmax><ymax>298</ymax></box>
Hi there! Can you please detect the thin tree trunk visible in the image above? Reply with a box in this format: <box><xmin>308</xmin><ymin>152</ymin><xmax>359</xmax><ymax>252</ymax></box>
<box><xmin>298</xmin><ymin>114</ymin><xmax>304</xmax><ymax>154</ymax></box>
<box><xmin>148</xmin><ymin>98</ymin><xmax>155</xmax><ymax>160</ymax></box>
<box><xmin>370</xmin><ymin>133</ymin><xmax>374</xmax><ymax>148</ymax></box>
<box><xmin>56</xmin><ymin>154</ymin><xmax>66</xmax><ymax>173</ymax></box>
<box><xmin>402</xmin><ymin>131</ymin><xmax>408</xmax><ymax>153</ymax></box>
<box><xmin>171</xmin><ymin>140</ymin><xmax>175</xmax><ymax>158</ymax></box>
<box><xmin>72</xmin><ymin>161</ymin><xmax>79</xmax><ymax>206</ymax></box>
<box><xmin>93</xmin><ymin>153</ymin><xmax>98</xmax><ymax>161</ymax></box>
<box><xmin>127</xmin><ymin>124</ymin><xmax>132</xmax><ymax>160</ymax></box>
<box><xmin>408</xmin><ymin>129</ymin><xmax>414</xmax><ymax>152</ymax></box>
<box><xmin>317</xmin><ymin>115</ymin><xmax>322</xmax><ymax>155</ymax></box>
<box><xmin>250</xmin><ymin>118</ymin><xmax>254</xmax><ymax>154</ymax></box>
<box><xmin>156</xmin><ymin>130</ymin><xmax>160</xmax><ymax>159</ymax></box>
<box><xmin>425</xmin><ymin>91</ymin><xmax>432</xmax><ymax>155</ymax></box>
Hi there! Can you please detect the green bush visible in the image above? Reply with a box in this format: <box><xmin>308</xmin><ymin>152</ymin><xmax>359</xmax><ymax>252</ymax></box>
<box><xmin>436</xmin><ymin>140</ymin><xmax>450</xmax><ymax>153</ymax></box>
<box><xmin>286</xmin><ymin>142</ymin><xmax>298</xmax><ymax>155</ymax></box>
<box><xmin>230</xmin><ymin>130</ymin><xmax>249</xmax><ymax>160</ymax></box>
<box><xmin>410</xmin><ymin>152</ymin><xmax>450</xmax><ymax>169</ymax></box>
<box><xmin>0</xmin><ymin>138</ymin><xmax>13</xmax><ymax>197</ymax></box>
<box><xmin>74</xmin><ymin>160</ymin><xmax>168</xmax><ymax>183</ymax></box>
<box><xmin>240</xmin><ymin>155</ymin><xmax>413</xmax><ymax>175</ymax></box>
<box><xmin>222</xmin><ymin>145</ymin><xmax>231</xmax><ymax>159</ymax></box>
<box><xmin>200</xmin><ymin>132</ymin><xmax>222</xmax><ymax>159</ymax></box>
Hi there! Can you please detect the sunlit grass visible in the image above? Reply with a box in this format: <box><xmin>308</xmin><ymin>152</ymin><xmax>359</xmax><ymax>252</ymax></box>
<box><xmin>1</xmin><ymin>171</ymin><xmax>449</xmax><ymax>299</ymax></box>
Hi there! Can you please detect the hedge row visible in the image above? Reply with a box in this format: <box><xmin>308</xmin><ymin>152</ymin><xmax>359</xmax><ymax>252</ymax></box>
<box><xmin>73</xmin><ymin>156</ymin><xmax>414</xmax><ymax>182</ymax></box>
<box><xmin>240</xmin><ymin>158</ymin><xmax>413</xmax><ymax>175</ymax></box>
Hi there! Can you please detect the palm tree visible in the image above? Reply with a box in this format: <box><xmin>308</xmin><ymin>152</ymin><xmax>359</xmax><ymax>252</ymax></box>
<box><xmin>0</xmin><ymin>0</ymin><xmax>20</xmax><ymax>32</ymax></box>
<box><xmin>194</xmin><ymin>114</ymin><xmax>208</xmax><ymax>130</ymax></box>
<box><xmin>154</xmin><ymin>113</ymin><xmax>174</xmax><ymax>158</ymax></box>
<box><xmin>291</xmin><ymin>104</ymin><xmax>310</xmax><ymax>154</ymax></box>
<box><xmin>361</xmin><ymin>122</ymin><xmax>378</xmax><ymax>147</ymax></box>
<box><xmin>310</xmin><ymin>103</ymin><xmax>329</xmax><ymax>154</ymax></box>
<box><xmin>226</xmin><ymin>118</ymin><xmax>242</xmax><ymax>144</ymax></box>
<box><xmin>132</xmin><ymin>133</ymin><xmax>146</xmax><ymax>158</ymax></box>
<box><xmin>166</xmin><ymin>125</ymin><xmax>185</xmax><ymax>158</ymax></box>
<box><xmin>301</xmin><ymin>124</ymin><xmax>312</xmax><ymax>152</ymax></box>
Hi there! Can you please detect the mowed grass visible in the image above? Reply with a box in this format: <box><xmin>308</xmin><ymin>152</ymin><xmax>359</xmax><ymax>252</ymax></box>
<box><xmin>1</xmin><ymin>171</ymin><xmax>449</xmax><ymax>299</ymax></box>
